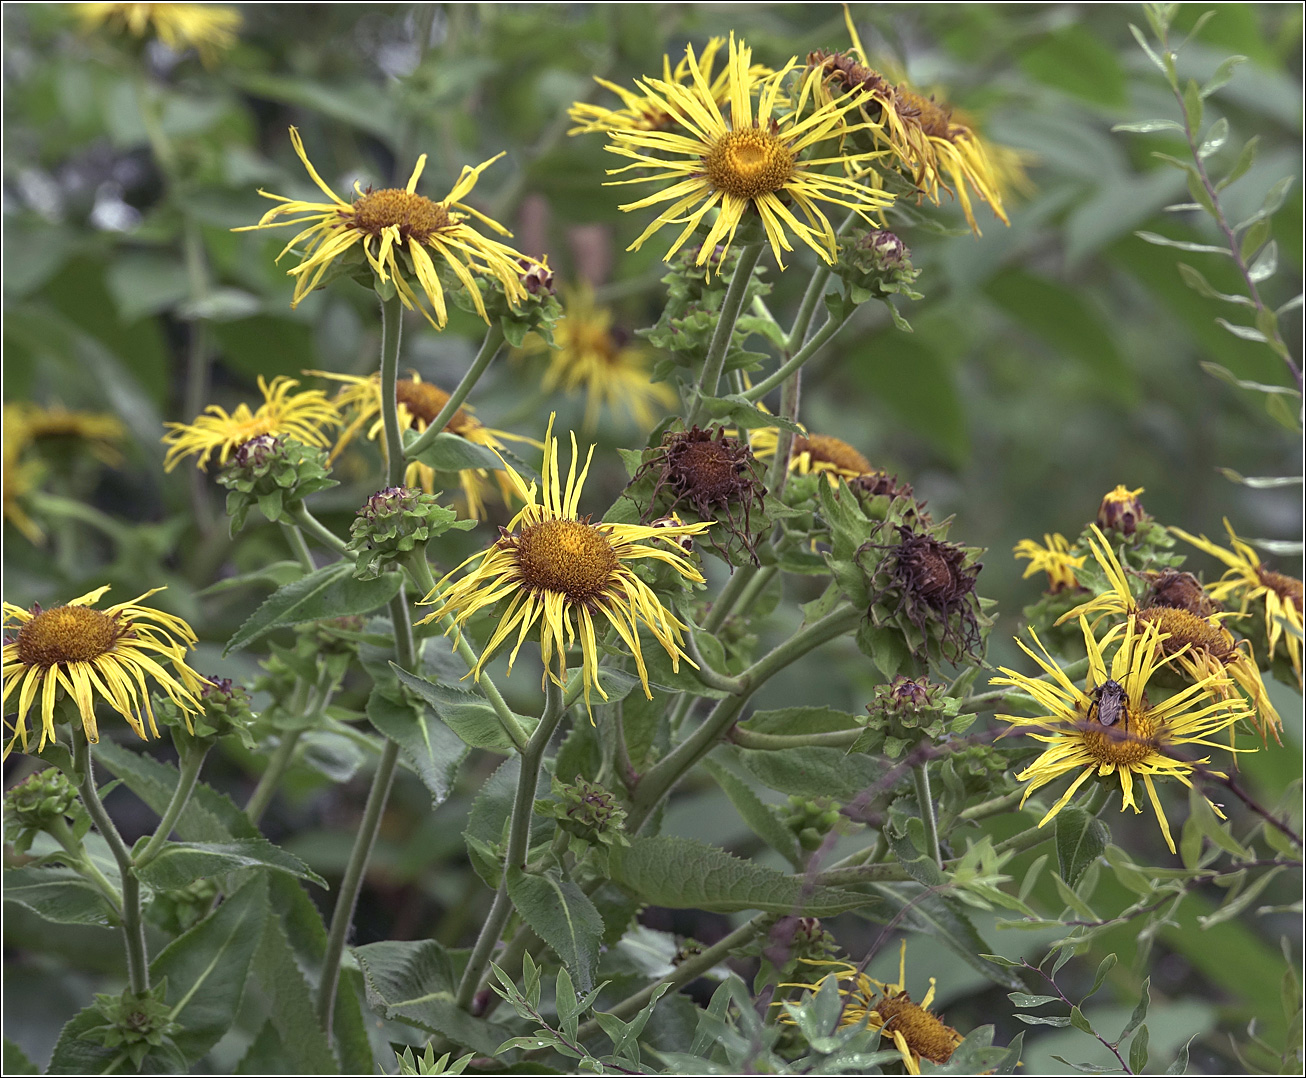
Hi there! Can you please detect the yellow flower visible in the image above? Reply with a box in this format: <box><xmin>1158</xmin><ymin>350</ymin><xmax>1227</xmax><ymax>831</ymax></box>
<box><xmin>605</xmin><ymin>33</ymin><xmax>893</xmax><ymax>271</ymax></box>
<box><xmin>1057</xmin><ymin>525</ymin><xmax>1281</xmax><ymax>742</ymax></box>
<box><xmin>1171</xmin><ymin>519</ymin><xmax>1304</xmax><ymax>689</ymax></box>
<box><xmin>235</xmin><ymin>128</ymin><xmax>533</xmax><ymax>329</ymax></box>
<box><xmin>783</xmin><ymin>942</ymin><xmax>963</xmax><ymax>1074</ymax></box>
<box><xmin>4</xmin><ymin>402</ymin><xmax>126</xmax><ymax>468</ymax></box>
<box><xmin>1097</xmin><ymin>483</ymin><xmax>1148</xmax><ymax>536</ymax></box>
<box><xmin>3</xmin><ymin>442</ymin><xmax>45</xmax><ymax>545</ymax></box>
<box><xmin>749</xmin><ymin>426</ymin><xmax>872</xmax><ymax>483</ymax></box>
<box><xmin>1014</xmin><ymin>533</ymin><xmax>1086</xmax><ymax>593</ymax></box>
<box><xmin>808</xmin><ymin>7</ymin><xmax>1011</xmax><ymax>234</ymax></box>
<box><xmin>3</xmin><ymin>586</ymin><xmax>207</xmax><ymax>756</ymax></box>
<box><xmin>162</xmin><ymin>375</ymin><xmax>339</xmax><ymax>473</ymax></box>
<box><xmin>309</xmin><ymin>370</ymin><xmax>533</xmax><ymax>521</ymax></box>
<box><xmin>418</xmin><ymin>415</ymin><xmax>711</xmax><ymax>714</ymax></box>
<box><xmin>992</xmin><ymin>615</ymin><xmax>1250</xmax><ymax>852</ymax></box>
<box><xmin>76</xmin><ymin>3</ymin><xmax>241</xmax><ymax>66</ymax></box>
<box><xmin>516</xmin><ymin>285</ymin><xmax>675</xmax><ymax>431</ymax></box>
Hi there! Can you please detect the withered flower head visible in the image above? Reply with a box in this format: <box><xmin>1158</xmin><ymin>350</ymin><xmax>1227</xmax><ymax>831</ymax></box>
<box><xmin>1142</xmin><ymin>569</ymin><xmax>1222</xmax><ymax>619</ymax></box>
<box><xmin>633</xmin><ymin>425</ymin><xmax>765</xmax><ymax>564</ymax></box>
<box><xmin>1097</xmin><ymin>484</ymin><xmax>1147</xmax><ymax>537</ymax></box>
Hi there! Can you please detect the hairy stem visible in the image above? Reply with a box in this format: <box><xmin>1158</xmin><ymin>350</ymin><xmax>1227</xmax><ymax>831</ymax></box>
<box><xmin>134</xmin><ymin>746</ymin><xmax>209</xmax><ymax>867</ymax></box>
<box><xmin>281</xmin><ymin>522</ymin><xmax>316</xmax><ymax>573</ymax></box>
<box><xmin>913</xmin><ymin>760</ymin><xmax>943</xmax><ymax>868</ymax></box>
<box><xmin>289</xmin><ymin>503</ymin><xmax>349</xmax><ymax>555</ymax></box>
<box><xmin>377</xmin><ymin>291</ymin><xmax>408</xmax><ymax>486</ymax></box>
<box><xmin>745</xmin><ymin>312</ymin><xmax>849</xmax><ymax>403</ymax></box>
<box><xmin>689</xmin><ymin>242</ymin><xmax>765</xmax><ymax>424</ymax></box>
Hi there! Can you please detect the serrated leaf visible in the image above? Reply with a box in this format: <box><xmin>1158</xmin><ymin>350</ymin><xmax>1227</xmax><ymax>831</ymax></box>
<box><xmin>1055</xmin><ymin>806</ymin><xmax>1107</xmax><ymax>887</ymax></box>
<box><xmin>135</xmin><ymin>839</ymin><xmax>326</xmax><ymax>890</ymax></box>
<box><xmin>406</xmin><ymin>430</ymin><xmax>504</xmax><ymax>472</ymax></box>
<box><xmin>250</xmin><ymin>911</ymin><xmax>339</xmax><ymax>1075</ymax></box>
<box><xmin>1</xmin><ymin>866</ymin><xmax>118</xmax><ymax>926</ymax></box>
<box><xmin>609</xmin><ymin>836</ymin><xmax>875</xmax><ymax>915</ymax></box>
<box><xmin>733</xmin><ymin>742</ymin><xmax>884</xmax><ymax>801</ymax></box>
<box><xmin>506</xmin><ymin>867</ymin><xmax>604</xmax><ymax>994</ymax></box>
<box><xmin>224</xmin><ymin>564</ymin><xmax>403</xmax><ymax>655</ymax></box>
<box><xmin>367</xmin><ymin>683</ymin><xmax>468</xmax><ymax>805</ymax></box>
<box><xmin>392</xmin><ymin>666</ymin><xmax>535</xmax><ymax>754</ymax></box>
<box><xmin>703</xmin><ymin>757</ymin><xmax>803</xmax><ymax>868</ymax></box>
<box><xmin>699</xmin><ymin>393</ymin><xmax>803</xmax><ymax>433</ymax></box>
<box><xmin>1130</xmin><ymin>1023</ymin><xmax>1151</xmax><ymax>1072</ymax></box>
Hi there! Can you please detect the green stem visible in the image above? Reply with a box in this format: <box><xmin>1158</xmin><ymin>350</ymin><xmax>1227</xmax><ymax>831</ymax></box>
<box><xmin>76</xmin><ymin>734</ymin><xmax>148</xmax><ymax>994</ymax></box>
<box><xmin>689</xmin><ymin>242</ymin><xmax>765</xmax><ymax>425</ymax></box>
<box><xmin>289</xmin><ymin>503</ymin><xmax>349</xmax><ymax>555</ymax></box>
<box><xmin>48</xmin><ymin>816</ymin><xmax>123</xmax><ymax>918</ymax></box>
<box><xmin>456</xmin><ymin>677</ymin><xmax>567</xmax><ymax>1010</ymax></box>
<box><xmin>728</xmin><ymin>727</ymin><xmax>862</xmax><ymax>751</ymax></box>
<box><xmin>816</xmin><ymin>862</ymin><xmax>912</xmax><ymax>886</ymax></box>
<box><xmin>745</xmin><ymin>312</ymin><xmax>848</xmax><ymax>403</ymax></box>
<box><xmin>245</xmin><ymin>730</ymin><xmax>304</xmax><ymax>826</ymax></box>
<box><xmin>404</xmin><ymin>324</ymin><xmax>506</xmax><ymax>461</ymax></box>
<box><xmin>134</xmin><ymin>747</ymin><xmax>209</xmax><ymax>868</ymax></box>
<box><xmin>575</xmin><ymin>914</ymin><xmax>772</xmax><ymax>1041</ymax></box>
<box><xmin>281</xmin><ymin>522</ymin><xmax>316</xmax><ymax>572</ymax></box>
<box><xmin>403</xmin><ymin>552</ymin><xmax>529</xmax><ymax>754</ymax></box>
<box><xmin>701</xmin><ymin>566</ymin><xmax>758</xmax><ymax>635</ymax></box>
<box><xmin>913</xmin><ymin>760</ymin><xmax>943</xmax><ymax>868</ymax></box>
<box><xmin>788</xmin><ymin>263</ymin><xmax>833</xmax><ymax>354</ymax></box>
<box><xmin>993</xmin><ymin>824</ymin><xmax>1056</xmax><ymax>857</ymax></box>
<box><xmin>377</xmin><ymin>291</ymin><xmax>408</xmax><ymax>486</ymax></box>
<box><xmin>957</xmin><ymin>789</ymin><xmax>1024</xmax><ymax>821</ymax></box>
<box><xmin>318</xmin><ymin>737</ymin><xmax>400</xmax><ymax>1032</ymax></box>
<box><xmin>733</xmin><ymin>564</ymin><xmax>779</xmax><ymax>619</ymax></box>
<box><xmin>765</xmin><ymin>368</ymin><xmax>802</xmax><ymax>500</ymax></box>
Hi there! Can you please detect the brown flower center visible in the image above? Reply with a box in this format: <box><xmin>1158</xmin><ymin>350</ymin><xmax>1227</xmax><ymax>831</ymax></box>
<box><xmin>395</xmin><ymin>380</ymin><xmax>477</xmax><ymax>436</ymax></box>
<box><xmin>1258</xmin><ymin>567</ymin><xmax>1304</xmax><ymax>614</ymax></box>
<box><xmin>896</xmin><ymin>89</ymin><xmax>954</xmax><ymax>140</ymax></box>
<box><xmin>1137</xmin><ymin>606</ymin><xmax>1236</xmax><ymax>663</ymax></box>
<box><xmin>15</xmin><ymin>606</ymin><xmax>128</xmax><ymax>666</ymax></box>
<box><xmin>513</xmin><ymin>519</ymin><xmax>619</xmax><ymax>604</ymax></box>
<box><xmin>348</xmin><ymin>189</ymin><xmax>451</xmax><ymax>243</ymax></box>
<box><xmin>1080</xmin><ymin>693</ymin><xmax>1158</xmax><ymax>766</ymax></box>
<box><xmin>794</xmin><ymin>434</ymin><xmax>872</xmax><ymax>476</ymax></box>
<box><xmin>702</xmin><ymin>128</ymin><xmax>795</xmax><ymax>201</ymax></box>
<box><xmin>672</xmin><ymin>438</ymin><xmax>745</xmax><ymax>501</ymax></box>
<box><xmin>872</xmin><ymin>992</ymin><xmax>961</xmax><ymax>1065</ymax></box>
<box><xmin>1145</xmin><ymin>570</ymin><xmax>1220</xmax><ymax>618</ymax></box>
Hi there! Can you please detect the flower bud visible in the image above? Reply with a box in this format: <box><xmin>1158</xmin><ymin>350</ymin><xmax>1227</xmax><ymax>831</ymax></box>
<box><xmin>1097</xmin><ymin>485</ymin><xmax>1147</xmax><ymax>537</ymax></box>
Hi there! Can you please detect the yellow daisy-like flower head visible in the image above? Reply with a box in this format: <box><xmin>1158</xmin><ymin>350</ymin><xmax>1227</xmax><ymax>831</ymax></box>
<box><xmin>516</xmin><ymin>284</ymin><xmax>676</xmax><ymax>431</ymax></box>
<box><xmin>418</xmin><ymin>415</ymin><xmax>711</xmax><ymax>714</ymax></box>
<box><xmin>992</xmin><ymin>614</ymin><xmax>1251</xmax><ymax>852</ymax></box>
<box><xmin>4</xmin><ymin>402</ymin><xmax>126</xmax><ymax>468</ymax></box>
<box><xmin>3</xmin><ymin>586</ymin><xmax>208</xmax><ymax>756</ymax></box>
<box><xmin>235</xmin><ymin>128</ymin><xmax>533</xmax><ymax>330</ymax></box>
<box><xmin>1057</xmin><ymin>526</ymin><xmax>1282</xmax><ymax>742</ymax></box>
<box><xmin>1014</xmin><ymin>533</ymin><xmax>1086</xmax><ymax>594</ymax></box>
<box><xmin>76</xmin><ymin>2</ymin><xmax>241</xmax><ymax>66</ymax></box>
<box><xmin>3</xmin><ymin>441</ymin><xmax>46</xmax><ymax>545</ymax></box>
<box><xmin>750</xmin><ymin>426</ymin><xmax>872</xmax><ymax>484</ymax></box>
<box><xmin>605</xmin><ymin>33</ymin><xmax>894</xmax><ymax>272</ymax></box>
<box><xmin>162</xmin><ymin>375</ymin><xmax>339</xmax><ymax>473</ymax></box>
<box><xmin>784</xmin><ymin>942</ymin><xmax>963</xmax><ymax>1074</ymax></box>
<box><xmin>1171</xmin><ymin>519</ymin><xmax>1304</xmax><ymax>689</ymax></box>
<box><xmin>310</xmin><ymin>370</ymin><xmax>531</xmax><ymax>521</ymax></box>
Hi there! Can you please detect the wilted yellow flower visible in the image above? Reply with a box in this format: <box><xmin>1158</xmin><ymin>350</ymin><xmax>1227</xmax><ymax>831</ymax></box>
<box><xmin>3</xmin><ymin>443</ymin><xmax>45</xmax><ymax>545</ymax></box>
<box><xmin>418</xmin><ymin>416</ymin><xmax>710</xmax><ymax>714</ymax></box>
<box><xmin>76</xmin><ymin>3</ymin><xmax>241</xmax><ymax>66</ymax></box>
<box><xmin>310</xmin><ymin>370</ymin><xmax>533</xmax><ymax>520</ymax></box>
<box><xmin>783</xmin><ymin>941</ymin><xmax>963</xmax><ymax>1074</ymax></box>
<box><xmin>993</xmin><ymin>615</ymin><xmax>1250</xmax><ymax>853</ymax></box>
<box><xmin>3</xmin><ymin>586</ymin><xmax>207</xmax><ymax>756</ymax></box>
<box><xmin>605</xmin><ymin>33</ymin><xmax>893</xmax><ymax>271</ymax></box>
<box><xmin>1171</xmin><ymin>519</ymin><xmax>1303</xmax><ymax>689</ymax></box>
<box><xmin>749</xmin><ymin>426</ymin><xmax>872</xmax><ymax>483</ymax></box>
<box><xmin>1058</xmin><ymin>525</ymin><xmax>1281</xmax><ymax>742</ymax></box>
<box><xmin>1014</xmin><ymin>533</ymin><xmax>1086</xmax><ymax>593</ymax></box>
<box><xmin>4</xmin><ymin>402</ymin><xmax>126</xmax><ymax>468</ymax></box>
<box><xmin>162</xmin><ymin>375</ymin><xmax>339</xmax><ymax>472</ymax></box>
<box><xmin>516</xmin><ymin>285</ymin><xmax>675</xmax><ymax>431</ymax></box>
<box><xmin>235</xmin><ymin>128</ymin><xmax>534</xmax><ymax>329</ymax></box>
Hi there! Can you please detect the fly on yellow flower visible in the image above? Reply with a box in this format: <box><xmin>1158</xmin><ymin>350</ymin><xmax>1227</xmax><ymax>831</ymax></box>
<box><xmin>235</xmin><ymin>128</ymin><xmax>533</xmax><ymax>330</ymax></box>
<box><xmin>418</xmin><ymin>415</ymin><xmax>710</xmax><ymax>714</ymax></box>
<box><xmin>309</xmin><ymin>370</ymin><xmax>534</xmax><ymax>521</ymax></box>
<box><xmin>1171</xmin><ymin>519</ymin><xmax>1304</xmax><ymax>689</ymax></box>
<box><xmin>1014</xmin><ymin>533</ymin><xmax>1086</xmax><ymax>593</ymax></box>
<box><xmin>516</xmin><ymin>285</ymin><xmax>676</xmax><ymax>431</ymax></box>
<box><xmin>605</xmin><ymin>33</ymin><xmax>893</xmax><ymax>271</ymax></box>
<box><xmin>782</xmin><ymin>941</ymin><xmax>963</xmax><ymax>1074</ymax></box>
<box><xmin>1057</xmin><ymin>525</ymin><xmax>1281</xmax><ymax>742</ymax></box>
<box><xmin>4</xmin><ymin>402</ymin><xmax>126</xmax><ymax>468</ymax></box>
<box><xmin>992</xmin><ymin>615</ymin><xmax>1251</xmax><ymax>853</ymax></box>
<box><xmin>76</xmin><ymin>3</ymin><xmax>241</xmax><ymax>66</ymax></box>
<box><xmin>750</xmin><ymin>426</ymin><xmax>873</xmax><ymax>483</ymax></box>
<box><xmin>162</xmin><ymin>375</ymin><xmax>339</xmax><ymax>472</ymax></box>
<box><xmin>3</xmin><ymin>587</ymin><xmax>207</xmax><ymax>756</ymax></box>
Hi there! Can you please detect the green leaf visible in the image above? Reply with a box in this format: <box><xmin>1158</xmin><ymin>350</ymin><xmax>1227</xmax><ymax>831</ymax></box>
<box><xmin>506</xmin><ymin>867</ymin><xmax>604</xmax><ymax>994</ymax></box>
<box><xmin>2</xmin><ymin>1039</ymin><xmax>37</xmax><ymax>1075</ymax></box>
<box><xmin>1186</xmin><ymin>170</ymin><xmax>1217</xmax><ymax>217</ymax></box>
<box><xmin>699</xmin><ymin>393</ymin><xmax>803</xmax><ymax>433</ymax></box>
<box><xmin>1240</xmin><ymin>218</ymin><xmax>1271</xmax><ymax>262</ymax></box>
<box><xmin>1186</xmin><ymin>786</ymin><xmax>1254</xmax><ymax>860</ymax></box>
<box><xmin>1215</xmin><ymin>318</ymin><xmax>1267</xmax><ymax>343</ymax></box>
<box><xmin>1119</xmin><ymin>976</ymin><xmax>1151</xmax><ymax>1041</ymax></box>
<box><xmin>1218</xmin><ymin>467</ymin><xmax>1306</xmax><ymax>488</ymax></box>
<box><xmin>877</xmin><ymin>887</ymin><xmax>1026</xmax><ymax>991</ymax></box>
<box><xmin>1055</xmin><ymin>806</ymin><xmax>1107</xmax><ymax>887</ymax></box>
<box><xmin>1197</xmin><ymin>866</ymin><xmax>1285</xmax><ymax>928</ymax></box>
<box><xmin>886</xmin><ymin>825</ymin><xmax>947</xmax><ymax>887</ymax></box>
<box><xmin>1012</xmin><ymin>1013</ymin><xmax>1071</xmax><ymax>1027</ymax></box>
<box><xmin>153</xmin><ymin>876</ymin><xmax>269</xmax><ymax>1062</ymax></box>
<box><xmin>609</xmin><ymin>836</ymin><xmax>876</xmax><ymax>916</ymax></box>
<box><xmin>1128</xmin><ymin>23</ymin><xmax>1172</xmax><ymax>81</ymax></box>
<box><xmin>1197</xmin><ymin>118</ymin><xmax>1228</xmax><ymax>158</ymax></box>
<box><xmin>224</xmin><ymin>564</ymin><xmax>403</xmax><ymax>655</ymax></box>
<box><xmin>1134</xmin><ymin>231</ymin><xmax>1230</xmax><ymax>255</ymax></box>
<box><xmin>1084</xmin><ymin>953</ymin><xmax>1118</xmax><ymax>1003</ymax></box>
<box><xmin>47</xmin><ymin>1007</ymin><xmax>125</xmax><ymax>1074</ymax></box>
<box><xmin>1069</xmin><ymin>1005</ymin><xmax>1093</xmax><ymax>1034</ymax></box>
<box><xmin>1182</xmin><ymin>79</ymin><xmax>1202</xmax><ymax>131</ymax></box>
<box><xmin>367</xmin><ymin>683</ymin><xmax>468</xmax><ymax>805</ymax></box>
<box><xmin>1200</xmin><ymin>361</ymin><xmax>1300</xmax><ymax>396</ymax></box>
<box><xmin>134</xmin><ymin>839</ymin><xmax>326</xmax><ymax>891</ymax></box>
<box><xmin>1236</xmin><ymin>176</ymin><xmax>1296</xmax><ymax>233</ymax></box>
<box><xmin>392</xmin><ymin>666</ymin><xmax>534</xmax><ymax>754</ymax></box>
<box><xmin>1217</xmin><ymin>135</ymin><xmax>1259</xmax><ymax>191</ymax></box>
<box><xmin>1111</xmin><ymin>119</ymin><xmax>1185</xmax><ymax>133</ymax></box>
<box><xmin>406</xmin><ymin>430</ymin><xmax>505</xmax><ymax>472</ymax></box>
<box><xmin>1200</xmin><ymin>55</ymin><xmax>1247</xmax><ymax>98</ymax></box>
<box><xmin>1</xmin><ymin>866</ymin><xmax>117</xmax><ymax>926</ymax></box>
<box><xmin>1266</xmin><ymin>392</ymin><xmax>1302</xmax><ymax>432</ymax></box>
<box><xmin>250</xmin><ymin>911</ymin><xmax>339</xmax><ymax>1075</ymax></box>
<box><xmin>739</xmin><ymin>707</ymin><xmax>862</xmax><ymax>736</ymax></box>
<box><xmin>352</xmin><ymin>940</ymin><xmax>513</xmax><ymax>1056</ymax></box>
<box><xmin>1248</xmin><ymin>241</ymin><xmax>1278</xmax><ymax>284</ymax></box>
<box><xmin>1130</xmin><ymin>1023</ymin><xmax>1151</xmax><ymax>1072</ymax></box>
<box><xmin>1165</xmin><ymin>1035</ymin><xmax>1194</xmax><ymax>1074</ymax></box>
<box><xmin>733</xmin><ymin>744</ymin><xmax>884</xmax><ymax>801</ymax></box>
<box><xmin>702</xmin><ymin>757</ymin><xmax>803</xmax><ymax>869</ymax></box>
<box><xmin>1008</xmin><ymin>993</ymin><xmax>1060</xmax><ymax>1008</ymax></box>
<box><xmin>1176</xmin><ymin>263</ymin><xmax>1254</xmax><ymax>306</ymax></box>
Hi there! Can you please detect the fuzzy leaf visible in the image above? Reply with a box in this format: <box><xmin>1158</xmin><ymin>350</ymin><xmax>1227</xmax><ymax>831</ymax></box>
<box><xmin>392</xmin><ymin>666</ymin><xmax>535</xmax><ymax>754</ymax></box>
<box><xmin>1055</xmin><ymin>806</ymin><xmax>1108</xmax><ymax>888</ymax></box>
<box><xmin>2</xmin><ymin>866</ymin><xmax>117</xmax><ymax>927</ymax></box>
<box><xmin>134</xmin><ymin>839</ymin><xmax>326</xmax><ymax>891</ymax></box>
<box><xmin>367</xmin><ymin>683</ymin><xmax>468</xmax><ymax>805</ymax></box>
<box><xmin>506</xmin><ymin>868</ymin><xmax>604</xmax><ymax>994</ymax></box>
<box><xmin>406</xmin><ymin>430</ymin><xmax>504</xmax><ymax>472</ymax></box>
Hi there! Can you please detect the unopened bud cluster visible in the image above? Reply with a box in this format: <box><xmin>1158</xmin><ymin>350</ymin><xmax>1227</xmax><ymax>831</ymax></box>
<box><xmin>347</xmin><ymin>485</ymin><xmax>467</xmax><ymax>579</ymax></box>
<box><xmin>536</xmin><ymin>777</ymin><xmax>630</xmax><ymax>848</ymax></box>
<box><xmin>781</xmin><ymin>795</ymin><xmax>841</xmax><ymax>851</ymax></box>
<box><xmin>218</xmin><ymin>435</ymin><xmax>336</xmax><ymax>532</ymax></box>
<box><xmin>5</xmin><ymin>768</ymin><xmax>78</xmax><ymax>852</ymax></box>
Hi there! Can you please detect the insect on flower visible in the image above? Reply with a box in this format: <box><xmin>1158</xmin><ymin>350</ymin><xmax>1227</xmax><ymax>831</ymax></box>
<box><xmin>1088</xmin><ymin>677</ymin><xmax>1128</xmax><ymax>729</ymax></box>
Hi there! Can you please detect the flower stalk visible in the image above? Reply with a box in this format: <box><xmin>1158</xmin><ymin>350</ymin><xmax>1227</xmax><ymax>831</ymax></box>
<box><xmin>689</xmin><ymin>241</ymin><xmax>764</xmax><ymax>424</ymax></box>
<box><xmin>404</xmin><ymin>323</ymin><xmax>507</xmax><ymax>461</ymax></box>
<box><xmin>134</xmin><ymin>745</ymin><xmax>209</xmax><ymax>868</ymax></box>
